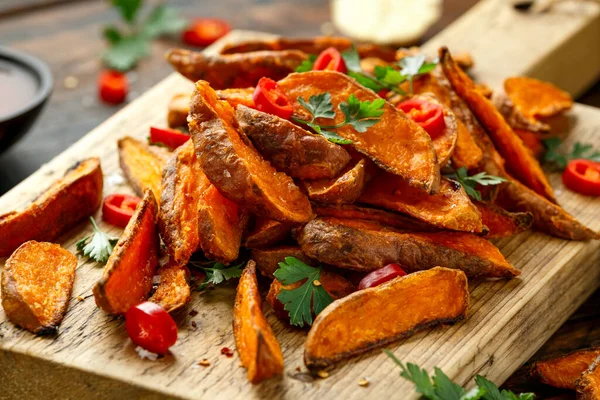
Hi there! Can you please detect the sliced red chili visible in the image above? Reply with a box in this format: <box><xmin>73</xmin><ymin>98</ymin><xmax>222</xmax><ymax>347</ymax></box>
<box><xmin>149</xmin><ymin>126</ymin><xmax>190</xmax><ymax>149</ymax></box>
<box><xmin>181</xmin><ymin>18</ymin><xmax>231</xmax><ymax>47</ymax></box>
<box><xmin>252</xmin><ymin>77</ymin><xmax>293</xmax><ymax>119</ymax></box>
<box><xmin>562</xmin><ymin>159</ymin><xmax>600</xmax><ymax>197</ymax></box>
<box><xmin>102</xmin><ymin>194</ymin><xmax>141</xmax><ymax>228</ymax></box>
<box><xmin>313</xmin><ymin>47</ymin><xmax>347</xmax><ymax>74</ymax></box>
<box><xmin>377</xmin><ymin>89</ymin><xmax>391</xmax><ymax>99</ymax></box>
<box><xmin>397</xmin><ymin>98</ymin><xmax>446</xmax><ymax>138</ymax></box>
<box><xmin>126</xmin><ymin>301</ymin><xmax>178</xmax><ymax>355</ymax></box>
<box><xmin>358</xmin><ymin>263</ymin><xmax>407</xmax><ymax>290</ymax></box>
<box><xmin>98</xmin><ymin>70</ymin><xmax>128</xmax><ymax>105</ymax></box>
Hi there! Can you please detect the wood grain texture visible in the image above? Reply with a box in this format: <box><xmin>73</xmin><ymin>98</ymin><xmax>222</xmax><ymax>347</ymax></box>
<box><xmin>0</xmin><ymin>19</ymin><xmax>600</xmax><ymax>400</ymax></box>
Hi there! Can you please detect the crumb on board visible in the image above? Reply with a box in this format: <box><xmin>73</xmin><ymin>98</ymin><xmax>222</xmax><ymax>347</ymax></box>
<box><xmin>317</xmin><ymin>370</ymin><xmax>329</xmax><ymax>379</ymax></box>
<box><xmin>198</xmin><ymin>359</ymin><xmax>211</xmax><ymax>367</ymax></box>
<box><xmin>358</xmin><ymin>378</ymin><xmax>369</xmax><ymax>387</ymax></box>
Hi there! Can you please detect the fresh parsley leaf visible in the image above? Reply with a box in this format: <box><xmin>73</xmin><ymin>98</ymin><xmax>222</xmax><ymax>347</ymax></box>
<box><xmin>348</xmin><ymin>71</ymin><xmax>385</xmax><ymax>92</ymax></box>
<box><xmin>445</xmin><ymin>167</ymin><xmax>507</xmax><ymax>201</ymax></box>
<box><xmin>543</xmin><ymin>138</ymin><xmax>600</xmax><ymax>170</ymax></box>
<box><xmin>142</xmin><ymin>5</ymin><xmax>187</xmax><ymax>39</ymax></box>
<box><xmin>375</xmin><ymin>65</ymin><xmax>407</xmax><ymax>86</ymax></box>
<box><xmin>295</xmin><ymin>54</ymin><xmax>317</xmax><ymax>72</ymax></box>
<box><xmin>111</xmin><ymin>0</ymin><xmax>142</xmax><ymax>24</ymax></box>
<box><xmin>433</xmin><ymin>367</ymin><xmax>470</xmax><ymax>400</ymax></box>
<box><xmin>194</xmin><ymin>261</ymin><xmax>245</xmax><ymax>290</ymax></box>
<box><xmin>297</xmin><ymin>93</ymin><xmax>336</xmax><ymax>119</ymax></box>
<box><xmin>103</xmin><ymin>34</ymin><xmax>150</xmax><ymax>71</ymax></box>
<box><xmin>103</xmin><ymin>25</ymin><xmax>123</xmax><ymax>45</ymax></box>
<box><xmin>273</xmin><ymin>257</ymin><xmax>333</xmax><ymax>327</ymax></box>
<box><xmin>339</xmin><ymin>94</ymin><xmax>385</xmax><ymax>132</ymax></box>
<box><xmin>76</xmin><ymin>217</ymin><xmax>118</xmax><ymax>264</ymax></box>
<box><xmin>320</xmin><ymin>130</ymin><xmax>353</xmax><ymax>144</ymax></box>
<box><xmin>341</xmin><ymin>45</ymin><xmax>362</xmax><ymax>73</ymax></box>
<box><xmin>398</xmin><ymin>54</ymin><xmax>438</xmax><ymax>94</ymax></box>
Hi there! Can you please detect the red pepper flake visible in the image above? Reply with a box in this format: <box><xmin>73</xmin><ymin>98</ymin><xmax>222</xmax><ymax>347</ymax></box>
<box><xmin>189</xmin><ymin>309</ymin><xmax>199</xmax><ymax>317</ymax></box>
<box><xmin>221</xmin><ymin>347</ymin><xmax>234</xmax><ymax>357</ymax></box>
<box><xmin>191</xmin><ymin>321</ymin><xmax>197</xmax><ymax>328</ymax></box>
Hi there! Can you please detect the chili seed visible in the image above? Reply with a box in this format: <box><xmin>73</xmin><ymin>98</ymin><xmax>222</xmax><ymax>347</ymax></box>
<box><xmin>317</xmin><ymin>370</ymin><xmax>329</xmax><ymax>379</ymax></box>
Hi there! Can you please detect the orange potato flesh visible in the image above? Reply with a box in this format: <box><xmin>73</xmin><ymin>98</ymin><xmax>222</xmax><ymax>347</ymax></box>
<box><xmin>149</xmin><ymin>260</ymin><xmax>191</xmax><ymax>313</ymax></box>
<box><xmin>304</xmin><ymin>267</ymin><xmax>469</xmax><ymax>370</ymax></box>
<box><xmin>233</xmin><ymin>261</ymin><xmax>284</xmax><ymax>384</ymax></box>
<box><xmin>303</xmin><ymin>159</ymin><xmax>366</xmax><ymax>205</ymax></box>
<box><xmin>118</xmin><ymin>136</ymin><xmax>169</xmax><ymax>202</ymax></box>
<box><xmin>296</xmin><ymin>217</ymin><xmax>519</xmax><ymax>278</ymax></box>
<box><xmin>277</xmin><ymin>71</ymin><xmax>440</xmax><ymax>194</ymax></box>
<box><xmin>167</xmin><ymin>48</ymin><xmax>307</xmax><ymax>89</ymax></box>
<box><xmin>251</xmin><ymin>246</ymin><xmax>315</xmax><ymax>278</ymax></box>
<box><xmin>439</xmin><ymin>47</ymin><xmax>556</xmax><ymax>203</ymax></box>
<box><xmin>1</xmin><ymin>241</ymin><xmax>77</xmax><ymax>334</ymax></box>
<box><xmin>217</xmin><ymin>88</ymin><xmax>255</xmax><ymax>109</ymax></box>
<box><xmin>505</xmin><ymin>76</ymin><xmax>573</xmax><ymax>119</ymax></box>
<box><xmin>244</xmin><ymin>218</ymin><xmax>291</xmax><ymax>249</ymax></box>
<box><xmin>189</xmin><ymin>80</ymin><xmax>313</xmax><ymax>223</ymax></box>
<box><xmin>359</xmin><ymin>174</ymin><xmax>484</xmax><ymax>233</ymax></box>
<box><xmin>577</xmin><ymin>356</ymin><xmax>600</xmax><ymax>400</ymax></box>
<box><xmin>534</xmin><ymin>349</ymin><xmax>600</xmax><ymax>389</ymax></box>
<box><xmin>93</xmin><ymin>190</ymin><xmax>160</xmax><ymax>315</ymax></box>
<box><xmin>0</xmin><ymin>158</ymin><xmax>103</xmax><ymax>257</ymax></box>
<box><xmin>476</xmin><ymin>202</ymin><xmax>533</xmax><ymax>238</ymax></box>
<box><xmin>514</xmin><ymin>129</ymin><xmax>544</xmax><ymax>159</ymax></box>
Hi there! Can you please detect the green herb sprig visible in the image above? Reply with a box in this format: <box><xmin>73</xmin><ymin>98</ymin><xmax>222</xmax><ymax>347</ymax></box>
<box><xmin>543</xmin><ymin>138</ymin><xmax>600</xmax><ymax>171</ymax></box>
<box><xmin>76</xmin><ymin>217</ymin><xmax>119</xmax><ymax>264</ymax></box>
<box><xmin>273</xmin><ymin>257</ymin><xmax>333</xmax><ymax>327</ymax></box>
<box><xmin>445</xmin><ymin>167</ymin><xmax>507</xmax><ymax>201</ymax></box>
<box><xmin>190</xmin><ymin>260</ymin><xmax>245</xmax><ymax>290</ymax></box>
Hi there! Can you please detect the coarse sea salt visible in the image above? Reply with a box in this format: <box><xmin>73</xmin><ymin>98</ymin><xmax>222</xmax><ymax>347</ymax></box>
<box><xmin>135</xmin><ymin>346</ymin><xmax>158</xmax><ymax>361</ymax></box>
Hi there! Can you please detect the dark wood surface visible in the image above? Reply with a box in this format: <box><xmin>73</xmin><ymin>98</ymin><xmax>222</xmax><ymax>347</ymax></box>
<box><xmin>0</xmin><ymin>0</ymin><xmax>598</xmax><ymax>397</ymax></box>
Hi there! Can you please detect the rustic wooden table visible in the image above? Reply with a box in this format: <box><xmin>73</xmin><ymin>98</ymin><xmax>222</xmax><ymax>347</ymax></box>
<box><xmin>0</xmin><ymin>1</ymin><xmax>598</xmax><ymax>397</ymax></box>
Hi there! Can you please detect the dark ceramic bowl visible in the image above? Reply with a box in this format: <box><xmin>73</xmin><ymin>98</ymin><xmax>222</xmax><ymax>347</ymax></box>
<box><xmin>0</xmin><ymin>46</ymin><xmax>53</xmax><ymax>155</ymax></box>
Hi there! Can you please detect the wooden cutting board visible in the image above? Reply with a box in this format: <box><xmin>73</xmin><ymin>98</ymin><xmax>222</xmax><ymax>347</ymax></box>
<box><xmin>1</xmin><ymin>1</ymin><xmax>599</xmax><ymax>398</ymax></box>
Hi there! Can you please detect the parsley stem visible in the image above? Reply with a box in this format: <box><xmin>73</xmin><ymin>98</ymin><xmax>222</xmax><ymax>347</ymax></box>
<box><xmin>89</xmin><ymin>216</ymin><xmax>101</xmax><ymax>233</ymax></box>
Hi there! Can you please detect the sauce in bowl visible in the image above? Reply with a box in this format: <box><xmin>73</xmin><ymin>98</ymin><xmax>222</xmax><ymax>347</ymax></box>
<box><xmin>0</xmin><ymin>59</ymin><xmax>39</xmax><ymax>120</ymax></box>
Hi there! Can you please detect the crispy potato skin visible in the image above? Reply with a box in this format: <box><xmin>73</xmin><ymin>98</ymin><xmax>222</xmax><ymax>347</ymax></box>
<box><xmin>476</xmin><ymin>202</ymin><xmax>533</xmax><ymax>238</ymax></box>
<box><xmin>440</xmin><ymin>48</ymin><xmax>556</xmax><ymax>204</ymax></box>
<box><xmin>118</xmin><ymin>136</ymin><xmax>169</xmax><ymax>202</ymax></box>
<box><xmin>244</xmin><ymin>218</ymin><xmax>292</xmax><ymax>249</ymax></box>
<box><xmin>0</xmin><ymin>158</ymin><xmax>103</xmax><ymax>258</ymax></box>
<box><xmin>149</xmin><ymin>260</ymin><xmax>191</xmax><ymax>313</ymax></box>
<box><xmin>251</xmin><ymin>246</ymin><xmax>315</xmax><ymax>278</ymax></box>
<box><xmin>304</xmin><ymin>267</ymin><xmax>469</xmax><ymax>370</ymax></box>
<box><xmin>168</xmin><ymin>93</ymin><xmax>191</xmax><ymax>128</ymax></box>
<box><xmin>93</xmin><ymin>190</ymin><xmax>160</xmax><ymax>315</ymax></box>
<box><xmin>505</xmin><ymin>76</ymin><xmax>573</xmax><ymax>119</ymax></box>
<box><xmin>236</xmin><ymin>105</ymin><xmax>351</xmax><ymax>180</ymax></box>
<box><xmin>233</xmin><ymin>261</ymin><xmax>284</xmax><ymax>383</ymax></box>
<box><xmin>2</xmin><ymin>241</ymin><xmax>77</xmax><ymax>334</ymax></box>
<box><xmin>296</xmin><ymin>218</ymin><xmax>519</xmax><ymax>278</ymax></box>
<box><xmin>167</xmin><ymin>49</ymin><xmax>307</xmax><ymax>89</ymax></box>
<box><xmin>303</xmin><ymin>159</ymin><xmax>366</xmax><ymax>205</ymax></box>
<box><xmin>189</xmin><ymin>81</ymin><xmax>313</xmax><ymax>223</ymax></box>
<box><xmin>360</xmin><ymin>174</ymin><xmax>484</xmax><ymax>233</ymax></box>
<box><xmin>576</xmin><ymin>356</ymin><xmax>600</xmax><ymax>400</ymax></box>
<box><xmin>534</xmin><ymin>348</ymin><xmax>600</xmax><ymax>390</ymax></box>
<box><xmin>277</xmin><ymin>71</ymin><xmax>440</xmax><ymax>194</ymax></box>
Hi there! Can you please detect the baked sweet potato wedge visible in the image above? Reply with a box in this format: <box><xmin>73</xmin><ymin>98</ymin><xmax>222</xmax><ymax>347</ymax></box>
<box><xmin>236</xmin><ymin>105</ymin><xmax>351</xmax><ymax>180</ymax></box>
<box><xmin>505</xmin><ymin>76</ymin><xmax>573</xmax><ymax>119</ymax></box>
<box><xmin>277</xmin><ymin>71</ymin><xmax>440</xmax><ymax>193</ymax></box>
<box><xmin>302</xmin><ymin>159</ymin><xmax>366</xmax><ymax>204</ymax></box>
<box><xmin>1</xmin><ymin>241</ymin><xmax>77</xmax><ymax>334</ymax></box>
<box><xmin>476</xmin><ymin>202</ymin><xmax>532</xmax><ymax>238</ymax></box>
<box><xmin>244</xmin><ymin>218</ymin><xmax>292</xmax><ymax>249</ymax></box>
<box><xmin>359</xmin><ymin>174</ymin><xmax>484</xmax><ymax>233</ymax></box>
<box><xmin>576</xmin><ymin>356</ymin><xmax>600</xmax><ymax>400</ymax></box>
<box><xmin>492</xmin><ymin>91</ymin><xmax>550</xmax><ymax>133</ymax></box>
<box><xmin>168</xmin><ymin>93</ymin><xmax>191</xmax><ymax>129</ymax></box>
<box><xmin>189</xmin><ymin>80</ymin><xmax>313</xmax><ymax>223</ymax></box>
<box><xmin>93</xmin><ymin>190</ymin><xmax>160</xmax><ymax>315</ymax></box>
<box><xmin>167</xmin><ymin>48</ymin><xmax>307</xmax><ymax>89</ymax></box>
<box><xmin>534</xmin><ymin>349</ymin><xmax>600</xmax><ymax>389</ymax></box>
<box><xmin>514</xmin><ymin>129</ymin><xmax>545</xmax><ymax>159</ymax></box>
<box><xmin>233</xmin><ymin>261</ymin><xmax>284</xmax><ymax>384</ymax></box>
<box><xmin>0</xmin><ymin>158</ymin><xmax>103</xmax><ymax>257</ymax></box>
<box><xmin>296</xmin><ymin>218</ymin><xmax>519</xmax><ymax>278</ymax></box>
<box><xmin>304</xmin><ymin>267</ymin><xmax>469</xmax><ymax>370</ymax></box>
<box><xmin>217</xmin><ymin>88</ymin><xmax>255</xmax><ymax>109</ymax></box>
<box><xmin>118</xmin><ymin>136</ymin><xmax>169</xmax><ymax>202</ymax></box>
<box><xmin>149</xmin><ymin>260</ymin><xmax>191</xmax><ymax>313</ymax></box>
<box><xmin>251</xmin><ymin>246</ymin><xmax>315</xmax><ymax>278</ymax></box>
<box><xmin>440</xmin><ymin>47</ymin><xmax>556</xmax><ymax>203</ymax></box>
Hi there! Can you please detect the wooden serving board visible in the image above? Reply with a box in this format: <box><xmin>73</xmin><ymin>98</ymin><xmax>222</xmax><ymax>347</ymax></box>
<box><xmin>1</xmin><ymin>1</ymin><xmax>600</xmax><ymax>398</ymax></box>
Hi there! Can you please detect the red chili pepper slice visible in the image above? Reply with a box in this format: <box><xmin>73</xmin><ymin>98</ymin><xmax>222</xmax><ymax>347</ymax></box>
<box><xmin>562</xmin><ymin>159</ymin><xmax>600</xmax><ymax>197</ymax></box>
<box><xmin>358</xmin><ymin>263</ymin><xmax>407</xmax><ymax>290</ymax></box>
<box><xmin>102</xmin><ymin>194</ymin><xmax>141</xmax><ymax>228</ymax></box>
<box><xmin>126</xmin><ymin>301</ymin><xmax>178</xmax><ymax>355</ymax></box>
<box><xmin>181</xmin><ymin>18</ymin><xmax>231</xmax><ymax>47</ymax></box>
<box><xmin>98</xmin><ymin>70</ymin><xmax>128</xmax><ymax>105</ymax></box>
<box><xmin>252</xmin><ymin>77</ymin><xmax>293</xmax><ymax>119</ymax></box>
<box><xmin>149</xmin><ymin>127</ymin><xmax>190</xmax><ymax>149</ymax></box>
<box><xmin>397</xmin><ymin>98</ymin><xmax>446</xmax><ymax>138</ymax></box>
<box><xmin>313</xmin><ymin>47</ymin><xmax>347</xmax><ymax>74</ymax></box>
<box><xmin>377</xmin><ymin>89</ymin><xmax>391</xmax><ymax>98</ymax></box>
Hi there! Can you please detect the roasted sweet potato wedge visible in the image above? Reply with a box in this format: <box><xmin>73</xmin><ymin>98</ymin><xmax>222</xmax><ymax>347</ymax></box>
<box><xmin>189</xmin><ymin>81</ymin><xmax>313</xmax><ymax>223</ymax></box>
<box><xmin>304</xmin><ymin>267</ymin><xmax>469</xmax><ymax>370</ymax></box>
<box><xmin>1</xmin><ymin>241</ymin><xmax>77</xmax><ymax>334</ymax></box>
<box><xmin>251</xmin><ymin>246</ymin><xmax>315</xmax><ymax>278</ymax></box>
<box><xmin>168</xmin><ymin>93</ymin><xmax>191</xmax><ymax>129</ymax></box>
<box><xmin>233</xmin><ymin>261</ymin><xmax>284</xmax><ymax>384</ymax></box>
<box><xmin>534</xmin><ymin>349</ymin><xmax>600</xmax><ymax>389</ymax></box>
<box><xmin>453</xmin><ymin>119</ymin><xmax>485</xmax><ymax>170</ymax></box>
<box><xmin>302</xmin><ymin>159</ymin><xmax>366</xmax><ymax>205</ymax></box>
<box><xmin>236</xmin><ymin>105</ymin><xmax>351</xmax><ymax>180</ymax></box>
<box><xmin>167</xmin><ymin>48</ymin><xmax>307</xmax><ymax>89</ymax></box>
<box><xmin>296</xmin><ymin>218</ymin><xmax>519</xmax><ymax>278</ymax></box>
<box><xmin>514</xmin><ymin>129</ymin><xmax>545</xmax><ymax>159</ymax></box>
<box><xmin>505</xmin><ymin>76</ymin><xmax>573</xmax><ymax>119</ymax></box>
<box><xmin>440</xmin><ymin>47</ymin><xmax>556</xmax><ymax>203</ymax></box>
<box><xmin>476</xmin><ymin>202</ymin><xmax>532</xmax><ymax>238</ymax></box>
<box><xmin>277</xmin><ymin>71</ymin><xmax>440</xmax><ymax>193</ymax></box>
<box><xmin>576</xmin><ymin>356</ymin><xmax>600</xmax><ymax>400</ymax></box>
<box><xmin>217</xmin><ymin>88</ymin><xmax>255</xmax><ymax>109</ymax></box>
<box><xmin>244</xmin><ymin>218</ymin><xmax>292</xmax><ymax>249</ymax></box>
<box><xmin>118</xmin><ymin>136</ymin><xmax>170</xmax><ymax>202</ymax></box>
<box><xmin>492</xmin><ymin>91</ymin><xmax>550</xmax><ymax>133</ymax></box>
<box><xmin>149</xmin><ymin>260</ymin><xmax>191</xmax><ymax>313</ymax></box>
<box><xmin>93</xmin><ymin>190</ymin><xmax>160</xmax><ymax>315</ymax></box>
<box><xmin>359</xmin><ymin>174</ymin><xmax>484</xmax><ymax>233</ymax></box>
<box><xmin>0</xmin><ymin>158</ymin><xmax>102</xmax><ymax>257</ymax></box>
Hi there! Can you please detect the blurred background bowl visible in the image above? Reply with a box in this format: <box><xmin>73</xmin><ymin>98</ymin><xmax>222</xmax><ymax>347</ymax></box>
<box><xmin>0</xmin><ymin>46</ymin><xmax>53</xmax><ymax>155</ymax></box>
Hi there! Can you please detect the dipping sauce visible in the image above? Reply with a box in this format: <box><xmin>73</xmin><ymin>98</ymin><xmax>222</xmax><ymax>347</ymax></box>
<box><xmin>0</xmin><ymin>59</ymin><xmax>39</xmax><ymax>120</ymax></box>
